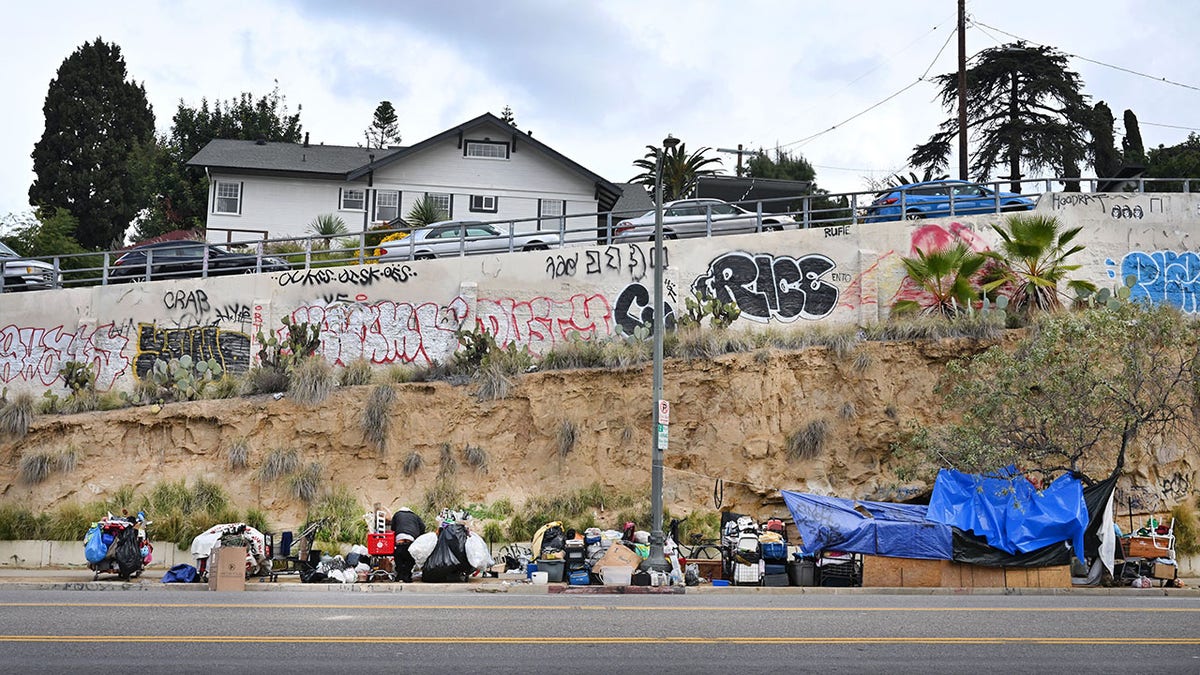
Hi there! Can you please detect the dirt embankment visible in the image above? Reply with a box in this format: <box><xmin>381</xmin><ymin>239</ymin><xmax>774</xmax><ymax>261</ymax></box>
<box><xmin>4</xmin><ymin>334</ymin><xmax>1184</xmax><ymax>527</ymax></box>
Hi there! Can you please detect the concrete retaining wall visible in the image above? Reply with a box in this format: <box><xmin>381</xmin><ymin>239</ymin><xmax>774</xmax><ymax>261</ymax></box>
<box><xmin>4</xmin><ymin>192</ymin><xmax>1199</xmax><ymax>399</ymax></box>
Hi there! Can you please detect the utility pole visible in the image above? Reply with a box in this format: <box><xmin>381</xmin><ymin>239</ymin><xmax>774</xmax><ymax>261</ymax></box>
<box><xmin>957</xmin><ymin>0</ymin><xmax>968</xmax><ymax>181</ymax></box>
<box><xmin>716</xmin><ymin>144</ymin><xmax>747</xmax><ymax>176</ymax></box>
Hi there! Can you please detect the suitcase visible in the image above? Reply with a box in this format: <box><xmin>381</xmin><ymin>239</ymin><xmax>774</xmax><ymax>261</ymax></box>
<box><xmin>367</xmin><ymin>533</ymin><xmax>395</xmax><ymax>556</ymax></box>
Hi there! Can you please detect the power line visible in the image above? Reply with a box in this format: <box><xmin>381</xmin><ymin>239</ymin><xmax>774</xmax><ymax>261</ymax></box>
<box><xmin>1141</xmin><ymin>121</ymin><xmax>1200</xmax><ymax>132</ymax></box>
<box><xmin>971</xmin><ymin>19</ymin><xmax>1200</xmax><ymax>92</ymax></box>
<box><xmin>778</xmin><ymin>79</ymin><xmax>925</xmax><ymax>150</ymax></box>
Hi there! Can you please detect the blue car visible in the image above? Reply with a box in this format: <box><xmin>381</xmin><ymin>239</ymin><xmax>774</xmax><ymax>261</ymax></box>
<box><xmin>863</xmin><ymin>180</ymin><xmax>1036</xmax><ymax>223</ymax></box>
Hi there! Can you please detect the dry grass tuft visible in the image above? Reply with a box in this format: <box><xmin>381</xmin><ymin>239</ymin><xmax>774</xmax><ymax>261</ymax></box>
<box><xmin>362</xmin><ymin>384</ymin><xmax>397</xmax><ymax>453</ymax></box>
<box><xmin>288</xmin><ymin>356</ymin><xmax>335</xmax><ymax>405</ymax></box>
<box><xmin>785</xmin><ymin>419</ymin><xmax>829</xmax><ymax>461</ymax></box>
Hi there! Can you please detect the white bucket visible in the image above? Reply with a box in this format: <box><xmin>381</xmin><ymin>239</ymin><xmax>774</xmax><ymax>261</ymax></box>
<box><xmin>602</xmin><ymin>565</ymin><xmax>633</xmax><ymax>586</ymax></box>
<box><xmin>531</xmin><ymin>571</ymin><xmax>549</xmax><ymax>585</ymax></box>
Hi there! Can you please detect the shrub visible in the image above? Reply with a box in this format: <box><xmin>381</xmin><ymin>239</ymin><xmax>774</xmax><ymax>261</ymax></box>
<box><xmin>1171</xmin><ymin>499</ymin><xmax>1199</xmax><ymax>557</ymax></box>
<box><xmin>305</xmin><ymin>486</ymin><xmax>367</xmax><ymax>545</ymax></box>
<box><xmin>362</xmin><ymin>384</ymin><xmax>396</xmax><ymax>453</ymax></box>
<box><xmin>785</xmin><ymin>419</ymin><xmax>829</xmax><ymax>461</ymax></box>
<box><xmin>0</xmin><ymin>391</ymin><xmax>35</xmax><ymax>439</ymax></box>
<box><xmin>465</xmin><ymin>445</ymin><xmax>488</xmax><ymax>473</ymax></box>
<box><xmin>421</xmin><ymin>474</ymin><xmax>461</xmax><ymax>522</ymax></box>
<box><xmin>339</xmin><ymin>358</ymin><xmax>374</xmax><ymax>387</ymax></box>
<box><xmin>289</xmin><ymin>462</ymin><xmax>325</xmax><ymax>504</ymax></box>
<box><xmin>18</xmin><ymin>447</ymin><xmax>78</xmax><ymax>485</ymax></box>
<box><xmin>257</xmin><ymin>448</ymin><xmax>301</xmax><ymax>482</ymax></box>
<box><xmin>226</xmin><ymin>439</ymin><xmax>250</xmax><ymax>471</ymax></box>
<box><xmin>557</xmin><ymin>419</ymin><xmax>578</xmax><ymax>458</ymax></box>
<box><xmin>402</xmin><ymin>451</ymin><xmax>424</xmax><ymax>476</ymax></box>
<box><xmin>288</xmin><ymin>356</ymin><xmax>335</xmax><ymax>406</ymax></box>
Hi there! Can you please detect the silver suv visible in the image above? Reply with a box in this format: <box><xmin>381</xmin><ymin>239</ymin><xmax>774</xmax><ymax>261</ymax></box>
<box><xmin>0</xmin><ymin>242</ymin><xmax>58</xmax><ymax>292</ymax></box>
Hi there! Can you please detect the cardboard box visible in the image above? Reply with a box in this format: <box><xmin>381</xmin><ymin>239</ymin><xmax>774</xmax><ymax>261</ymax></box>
<box><xmin>592</xmin><ymin>542</ymin><xmax>640</xmax><ymax>573</ymax></box>
<box><xmin>1152</xmin><ymin>562</ymin><xmax>1177</xmax><ymax>580</ymax></box>
<box><xmin>208</xmin><ymin>546</ymin><xmax>246</xmax><ymax>592</ymax></box>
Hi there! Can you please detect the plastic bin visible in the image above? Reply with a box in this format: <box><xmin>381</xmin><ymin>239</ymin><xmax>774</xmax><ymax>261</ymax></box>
<box><xmin>787</xmin><ymin>560</ymin><xmax>816</xmax><ymax>586</ymax></box>
<box><xmin>568</xmin><ymin>569</ymin><xmax>591</xmax><ymax>585</ymax></box>
<box><xmin>764</xmin><ymin>573</ymin><xmax>789</xmax><ymax>587</ymax></box>
<box><xmin>602</xmin><ymin>565</ymin><xmax>633</xmax><ymax>586</ymax></box>
<box><xmin>537</xmin><ymin>559</ymin><xmax>565</xmax><ymax>583</ymax></box>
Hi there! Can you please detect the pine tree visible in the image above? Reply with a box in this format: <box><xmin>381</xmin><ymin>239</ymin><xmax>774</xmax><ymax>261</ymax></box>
<box><xmin>1088</xmin><ymin>101</ymin><xmax>1121</xmax><ymax>178</ymax></box>
<box><xmin>29</xmin><ymin>39</ymin><xmax>156</xmax><ymax>249</ymax></box>
<box><xmin>364</xmin><ymin>101</ymin><xmax>400</xmax><ymax>149</ymax></box>
<box><xmin>909</xmin><ymin>42</ymin><xmax>1091</xmax><ymax>193</ymax></box>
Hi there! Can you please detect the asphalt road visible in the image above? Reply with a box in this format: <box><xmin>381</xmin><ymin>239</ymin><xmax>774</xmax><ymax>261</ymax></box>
<box><xmin>0</xmin><ymin>590</ymin><xmax>1197</xmax><ymax>674</ymax></box>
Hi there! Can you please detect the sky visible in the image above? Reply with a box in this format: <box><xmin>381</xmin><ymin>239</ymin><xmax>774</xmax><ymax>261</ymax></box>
<box><xmin>1</xmin><ymin>0</ymin><xmax>1197</xmax><ymax>218</ymax></box>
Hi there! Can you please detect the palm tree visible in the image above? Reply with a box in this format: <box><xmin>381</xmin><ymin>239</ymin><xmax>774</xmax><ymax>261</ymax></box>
<box><xmin>893</xmin><ymin>242</ymin><xmax>986</xmax><ymax>317</ymax></box>
<box><xmin>404</xmin><ymin>197</ymin><xmax>447</xmax><ymax>229</ymax></box>
<box><xmin>630</xmin><ymin>141</ymin><xmax>722</xmax><ymax>201</ymax></box>
<box><xmin>983</xmin><ymin>213</ymin><xmax>1096</xmax><ymax>315</ymax></box>
<box><xmin>306</xmin><ymin>214</ymin><xmax>348</xmax><ymax>249</ymax></box>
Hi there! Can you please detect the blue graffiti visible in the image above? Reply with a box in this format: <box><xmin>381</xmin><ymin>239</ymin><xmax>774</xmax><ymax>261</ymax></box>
<box><xmin>1113</xmin><ymin>251</ymin><xmax>1200</xmax><ymax>312</ymax></box>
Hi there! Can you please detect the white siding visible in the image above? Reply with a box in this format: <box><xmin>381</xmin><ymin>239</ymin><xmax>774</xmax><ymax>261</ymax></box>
<box><xmin>203</xmin><ymin>120</ymin><xmax>605</xmax><ymax>242</ymax></box>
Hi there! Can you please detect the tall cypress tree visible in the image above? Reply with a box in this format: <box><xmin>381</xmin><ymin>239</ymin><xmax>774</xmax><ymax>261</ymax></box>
<box><xmin>1123</xmin><ymin>109</ymin><xmax>1146</xmax><ymax>165</ymax></box>
<box><xmin>29</xmin><ymin>39</ymin><xmax>155</xmax><ymax>249</ymax></box>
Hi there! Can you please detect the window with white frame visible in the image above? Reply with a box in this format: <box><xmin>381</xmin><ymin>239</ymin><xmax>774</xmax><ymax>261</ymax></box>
<box><xmin>213</xmin><ymin>181</ymin><xmax>242</xmax><ymax>215</ymax></box>
<box><xmin>426</xmin><ymin>192</ymin><xmax>452</xmax><ymax>219</ymax></box>
<box><xmin>375</xmin><ymin>190</ymin><xmax>400</xmax><ymax>221</ymax></box>
<box><xmin>469</xmin><ymin>194</ymin><xmax>498</xmax><ymax>213</ymax></box>
<box><xmin>340</xmin><ymin>187</ymin><xmax>366</xmax><ymax>211</ymax></box>
<box><xmin>538</xmin><ymin>199</ymin><xmax>565</xmax><ymax>231</ymax></box>
<box><xmin>464</xmin><ymin>140</ymin><xmax>510</xmax><ymax>160</ymax></box>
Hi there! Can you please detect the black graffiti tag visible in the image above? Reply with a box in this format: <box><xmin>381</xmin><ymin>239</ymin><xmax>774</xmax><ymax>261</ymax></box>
<box><xmin>614</xmin><ymin>283</ymin><xmax>676</xmax><ymax>334</ymax></box>
<box><xmin>134</xmin><ymin>323</ymin><xmax>251</xmax><ymax>378</ymax></box>
<box><xmin>692</xmin><ymin>252</ymin><xmax>839</xmax><ymax>323</ymax></box>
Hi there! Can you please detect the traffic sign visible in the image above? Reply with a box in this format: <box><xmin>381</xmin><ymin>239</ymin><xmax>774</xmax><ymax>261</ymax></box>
<box><xmin>657</xmin><ymin>400</ymin><xmax>670</xmax><ymax>425</ymax></box>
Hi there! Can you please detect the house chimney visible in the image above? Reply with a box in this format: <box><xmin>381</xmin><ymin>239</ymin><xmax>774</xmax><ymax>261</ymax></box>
<box><xmin>304</xmin><ymin>132</ymin><xmax>310</xmax><ymax>148</ymax></box>
<box><xmin>527</xmin><ymin>129</ymin><xmax>533</xmax><ymax>137</ymax></box>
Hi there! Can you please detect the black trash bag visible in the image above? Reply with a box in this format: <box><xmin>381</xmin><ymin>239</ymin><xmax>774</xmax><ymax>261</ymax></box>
<box><xmin>299</xmin><ymin>567</ymin><xmax>329</xmax><ymax>583</ymax></box>
<box><xmin>422</xmin><ymin>524</ymin><xmax>472</xmax><ymax>583</ymax></box>
<box><xmin>112</xmin><ymin>526</ymin><xmax>142</xmax><ymax>580</ymax></box>
<box><xmin>540</xmin><ymin>525</ymin><xmax>565</xmax><ymax>558</ymax></box>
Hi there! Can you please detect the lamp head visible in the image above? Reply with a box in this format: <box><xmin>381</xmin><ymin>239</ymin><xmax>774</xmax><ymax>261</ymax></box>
<box><xmin>663</xmin><ymin>134</ymin><xmax>679</xmax><ymax>151</ymax></box>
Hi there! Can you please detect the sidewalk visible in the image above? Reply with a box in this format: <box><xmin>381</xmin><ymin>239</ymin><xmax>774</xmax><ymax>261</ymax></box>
<box><xmin>0</xmin><ymin>567</ymin><xmax>1196</xmax><ymax>596</ymax></box>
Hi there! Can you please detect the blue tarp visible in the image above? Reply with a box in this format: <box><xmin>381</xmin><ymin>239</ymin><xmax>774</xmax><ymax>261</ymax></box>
<box><xmin>780</xmin><ymin>491</ymin><xmax>953</xmax><ymax>560</ymax></box>
<box><xmin>926</xmin><ymin>468</ymin><xmax>1087</xmax><ymax>563</ymax></box>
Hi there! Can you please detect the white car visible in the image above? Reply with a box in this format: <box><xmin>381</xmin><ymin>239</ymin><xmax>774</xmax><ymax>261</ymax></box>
<box><xmin>611</xmin><ymin>198</ymin><xmax>796</xmax><ymax>242</ymax></box>
<box><xmin>377</xmin><ymin>220</ymin><xmax>560</xmax><ymax>261</ymax></box>
<box><xmin>0</xmin><ymin>241</ymin><xmax>58</xmax><ymax>292</ymax></box>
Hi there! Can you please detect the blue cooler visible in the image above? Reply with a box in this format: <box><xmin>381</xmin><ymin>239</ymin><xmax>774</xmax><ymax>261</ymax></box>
<box><xmin>568</xmin><ymin>569</ymin><xmax>591</xmax><ymax>585</ymax></box>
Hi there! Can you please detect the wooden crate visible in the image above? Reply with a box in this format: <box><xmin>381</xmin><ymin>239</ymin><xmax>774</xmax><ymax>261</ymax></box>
<box><xmin>1122</xmin><ymin>536</ymin><xmax>1172</xmax><ymax>559</ymax></box>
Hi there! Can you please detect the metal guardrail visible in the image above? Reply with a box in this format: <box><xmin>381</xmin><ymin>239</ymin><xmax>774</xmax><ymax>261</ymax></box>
<box><xmin>0</xmin><ymin>176</ymin><xmax>1194</xmax><ymax>293</ymax></box>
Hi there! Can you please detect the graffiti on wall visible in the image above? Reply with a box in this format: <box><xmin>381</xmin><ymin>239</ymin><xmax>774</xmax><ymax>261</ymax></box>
<box><xmin>545</xmin><ymin>244</ymin><xmax>666</xmax><ymax>281</ymax></box>
<box><xmin>692</xmin><ymin>251</ymin><xmax>839</xmax><ymax>322</ymax></box>
<box><xmin>613</xmin><ymin>282</ymin><xmax>675</xmax><ymax>334</ymax></box>
<box><xmin>133</xmin><ymin>323</ymin><xmax>251</xmax><ymax>379</ymax></box>
<box><xmin>276</xmin><ymin>265</ymin><xmax>416</xmax><ymax>288</ymax></box>
<box><xmin>0</xmin><ymin>323</ymin><xmax>131</xmax><ymax>389</ymax></box>
<box><xmin>1109</xmin><ymin>251</ymin><xmax>1200</xmax><ymax>312</ymax></box>
<box><xmin>1050</xmin><ymin>193</ymin><xmax>1167</xmax><ymax>219</ymax></box>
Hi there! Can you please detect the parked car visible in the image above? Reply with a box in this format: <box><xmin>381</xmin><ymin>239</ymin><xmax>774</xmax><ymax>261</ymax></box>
<box><xmin>611</xmin><ymin>198</ymin><xmax>796</xmax><ymax>243</ymax></box>
<box><xmin>0</xmin><ymin>241</ymin><xmax>58</xmax><ymax>292</ymax></box>
<box><xmin>376</xmin><ymin>220</ymin><xmax>560</xmax><ymax>261</ymax></box>
<box><xmin>110</xmin><ymin>240</ymin><xmax>290</xmax><ymax>282</ymax></box>
<box><xmin>863</xmin><ymin>180</ymin><xmax>1036</xmax><ymax>223</ymax></box>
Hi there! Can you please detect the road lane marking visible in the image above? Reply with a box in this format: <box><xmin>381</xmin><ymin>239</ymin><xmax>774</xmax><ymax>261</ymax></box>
<box><xmin>0</xmin><ymin>635</ymin><xmax>1197</xmax><ymax>645</ymax></box>
<box><xmin>0</xmin><ymin>602</ymin><xmax>1197</xmax><ymax>613</ymax></box>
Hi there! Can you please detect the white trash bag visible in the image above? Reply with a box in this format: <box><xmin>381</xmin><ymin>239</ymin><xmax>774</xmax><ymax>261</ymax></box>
<box><xmin>409</xmin><ymin>532</ymin><xmax>438</xmax><ymax>567</ymax></box>
<box><xmin>465</xmin><ymin>532</ymin><xmax>494</xmax><ymax>571</ymax></box>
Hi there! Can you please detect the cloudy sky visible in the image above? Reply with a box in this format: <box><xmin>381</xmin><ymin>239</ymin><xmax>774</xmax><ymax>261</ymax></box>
<box><xmin>1</xmin><ymin>0</ymin><xmax>1197</xmax><ymax>218</ymax></box>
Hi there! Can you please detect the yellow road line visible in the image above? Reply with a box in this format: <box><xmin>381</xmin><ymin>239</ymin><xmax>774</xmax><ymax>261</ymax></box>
<box><xmin>0</xmin><ymin>602</ymin><xmax>1197</xmax><ymax>613</ymax></box>
<box><xmin>0</xmin><ymin>635</ymin><xmax>1196</xmax><ymax>645</ymax></box>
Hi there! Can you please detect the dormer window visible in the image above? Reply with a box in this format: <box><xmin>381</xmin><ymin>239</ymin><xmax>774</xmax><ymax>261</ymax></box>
<box><xmin>464</xmin><ymin>140</ymin><xmax>510</xmax><ymax>160</ymax></box>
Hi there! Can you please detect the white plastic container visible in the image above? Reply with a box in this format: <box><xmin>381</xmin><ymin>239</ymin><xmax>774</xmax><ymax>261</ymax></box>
<box><xmin>602</xmin><ymin>565</ymin><xmax>633</xmax><ymax>586</ymax></box>
<box><xmin>531</xmin><ymin>571</ymin><xmax>549</xmax><ymax>585</ymax></box>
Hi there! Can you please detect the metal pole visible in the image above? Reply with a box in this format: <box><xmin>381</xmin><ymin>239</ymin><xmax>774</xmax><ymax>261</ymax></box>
<box><xmin>644</xmin><ymin>134</ymin><xmax>676</xmax><ymax>574</ymax></box>
<box><xmin>957</xmin><ymin>0</ymin><xmax>968</xmax><ymax>181</ymax></box>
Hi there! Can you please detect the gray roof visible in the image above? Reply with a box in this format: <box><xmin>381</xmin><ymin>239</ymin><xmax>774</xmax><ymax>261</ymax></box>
<box><xmin>610</xmin><ymin>182</ymin><xmax>655</xmax><ymax>217</ymax></box>
<box><xmin>188</xmin><ymin>140</ymin><xmax>403</xmax><ymax>177</ymax></box>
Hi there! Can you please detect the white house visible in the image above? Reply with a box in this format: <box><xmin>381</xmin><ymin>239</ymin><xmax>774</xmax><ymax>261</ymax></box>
<box><xmin>187</xmin><ymin>112</ymin><xmax>623</xmax><ymax>244</ymax></box>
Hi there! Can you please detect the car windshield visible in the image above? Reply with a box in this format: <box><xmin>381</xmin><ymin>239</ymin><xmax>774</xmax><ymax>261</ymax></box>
<box><xmin>0</xmin><ymin>242</ymin><xmax>18</xmax><ymax>257</ymax></box>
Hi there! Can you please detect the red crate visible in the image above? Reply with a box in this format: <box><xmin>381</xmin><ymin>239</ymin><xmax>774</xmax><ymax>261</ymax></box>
<box><xmin>367</xmin><ymin>533</ymin><xmax>394</xmax><ymax>555</ymax></box>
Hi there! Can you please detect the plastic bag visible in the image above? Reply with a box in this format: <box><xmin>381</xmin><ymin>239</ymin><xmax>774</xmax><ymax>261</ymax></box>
<box><xmin>409</xmin><ymin>532</ymin><xmax>438</xmax><ymax>567</ymax></box>
<box><xmin>422</xmin><ymin>524</ymin><xmax>472</xmax><ymax>582</ymax></box>
<box><xmin>113</xmin><ymin>526</ymin><xmax>143</xmax><ymax>578</ymax></box>
<box><xmin>539</xmin><ymin>524</ymin><xmax>565</xmax><ymax>558</ymax></box>
<box><xmin>84</xmin><ymin>523</ymin><xmax>109</xmax><ymax>563</ymax></box>
<box><xmin>465</xmin><ymin>532</ymin><xmax>494</xmax><ymax>571</ymax></box>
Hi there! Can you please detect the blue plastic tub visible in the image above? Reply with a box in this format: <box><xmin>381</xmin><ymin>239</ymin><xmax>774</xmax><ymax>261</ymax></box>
<box><xmin>711</xmin><ymin>579</ymin><xmax>730</xmax><ymax>587</ymax></box>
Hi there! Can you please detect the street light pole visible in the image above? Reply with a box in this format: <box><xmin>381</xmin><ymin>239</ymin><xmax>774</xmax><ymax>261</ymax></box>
<box><xmin>644</xmin><ymin>134</ymin><xmax>678</xmax><ymax>574</ymax></box>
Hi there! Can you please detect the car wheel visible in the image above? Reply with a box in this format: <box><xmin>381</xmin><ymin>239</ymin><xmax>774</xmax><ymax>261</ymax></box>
<box><xmin>414</xmin><ymin>253</ymin><xmax>435</xmax><ymax>260</ymax></box>
<box><xmin>765</xmin><ymin>222</ymin><xmax>785</xmax><ymax>232</ymax></box>
<box><xmin>905</xmin><ymin>210</ymin><xmax>924</xmax><ymax>221</ymax></box>
<box><xmin>523</xmin><ymin>243</ymin><xmax>549</xmax><ymax>252</ymax></box>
